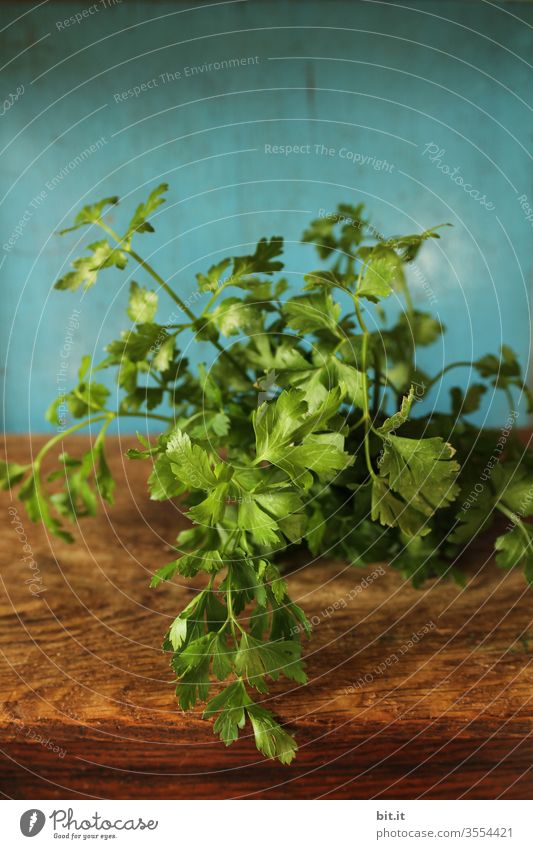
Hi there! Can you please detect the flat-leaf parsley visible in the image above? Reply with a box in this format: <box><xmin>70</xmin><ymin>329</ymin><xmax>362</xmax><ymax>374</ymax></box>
<box><xmin>4</xmin><ymin>185</ymin><xmax>532</xmax><ymax>764</ymax></box>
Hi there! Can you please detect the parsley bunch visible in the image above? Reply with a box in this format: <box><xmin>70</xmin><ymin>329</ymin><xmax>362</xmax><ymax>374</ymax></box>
<box><xmin>3</xmin><ymin>185</ymin><xmax>533</xmax><ymax>764</ymax></box>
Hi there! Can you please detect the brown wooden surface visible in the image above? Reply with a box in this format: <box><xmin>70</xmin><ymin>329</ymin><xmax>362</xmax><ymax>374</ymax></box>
<box><xmin>0</xmin><ymin>434</ymin><xmax>532</xmax><ymax>800</ymax></box>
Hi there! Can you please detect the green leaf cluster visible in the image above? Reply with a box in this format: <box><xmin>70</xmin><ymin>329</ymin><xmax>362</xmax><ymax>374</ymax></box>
<box><xmin>5</xmin><ymin>185</ymin><xmax>533</xmax><ymax>765</ymax></box>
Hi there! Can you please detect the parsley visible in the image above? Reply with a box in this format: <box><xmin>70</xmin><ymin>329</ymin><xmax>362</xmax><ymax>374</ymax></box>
<box><xmin>4</xmin><ymin>185</ymin><xmax>533</xmax><ymax>764</ymax></box>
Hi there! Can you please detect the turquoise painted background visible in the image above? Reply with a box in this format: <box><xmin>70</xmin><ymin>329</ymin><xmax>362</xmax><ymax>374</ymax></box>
<box><xmin>1</xmin><ymin>0</ymin><xmax>532</xmax><ymax>432</ymax></box>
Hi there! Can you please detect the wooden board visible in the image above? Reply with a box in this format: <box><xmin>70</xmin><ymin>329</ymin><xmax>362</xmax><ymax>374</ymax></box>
<box><xmin>0</xmin><ymin>434</ymin><xmax>532</xmax><ymax>799</ymax></box>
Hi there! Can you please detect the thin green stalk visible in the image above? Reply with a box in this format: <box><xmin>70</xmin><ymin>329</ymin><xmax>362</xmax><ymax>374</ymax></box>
<box><xmin>403</xmin><ymin>282</ymin><xmax>415</xmax><ymax>317</ymax></box>
<box><xmin>129</xmin><ymin>247</ymin><xmax>198</xmax><ymax>322</ymax></box>
<box><xmin>352</xmin><ymin>288</ymin><xmax>377</xmax><ymax>480</ymax></box>
<box><xmin>226</xmin><ymin>568</ymin><xmax>237</xmax><ymax>640</ymax></box>
<box><xmin>93</xmin><ymin>414</ymin><xmax>113</xmax><ymax>448</ymax></box>
<box><xmin>372</xmin><ymin>349</ymin><xmax>382</xmax><ymax>418</ymax></box>
<box><xmin>497</xmin><ymin>502</ymin><xmax>529</xmax><ymax>538</ymax></box>
<box><xmin>504</xmin><ymin>387</ymin><xmax>515</xmax><ymax>415</ymax></box>
<box><xmin>402</xmin><ymin>293</ymin><xmax>416</xmax><ymax>380</ymax></box>
<box><xmin>497</xmin><ymin>502</ymin><xmax>517</xmax><ymax>525</ymax></box>
<box><xmin>349</xmin><ymin>412</ymin><xmax>367</xmax><ymax>431</ymax></box>
<box><xmin>97</xmin><ymin>219</ymin><xmax>249</xmax><ymax>381</ymax></box>
<box><xmin>354</xmin><ymin>296</ymin><xmax>368</xmax><ymax>336</ymax></box>
<box><xmin>120</xmin><ymin>411</ymin><xmax>173</xmax><ymax>423</ymax></box>
<box><xmin>496</xmin><ymin>503</ymin><xmax>533</xmax><ymax>565</ymax></box>
<box><xmin>225</xmin><ymin>565</ymin><xmax>246</xmax><ymax>639</ymax></box>
<box><xmin>202</xmin><ymin>281</ymin><xmax>230</xmax><ymax>315</ymax></box>
<box><xmin>97</xmin><ymin>219</ymin><xmax>196</xmax><ymax>321</ymax></box>
<box><xmin>426</xmin><ymin>360</ymin><xmax>475</xmax><ymax>390</ymax></box>
<box><xmin>35</xmin><ymin>410</ymin><xmax>173</xmax><ymax>468</ymax></box>
<box><xmin>35</xmin><ymin>414</ymin><xmax>111</xmax><ymax>467</ymax></box>
<box><xmin>32</xmin><ymin>415</ymin><xmax>114</xmax><ymax>516</ymax></box>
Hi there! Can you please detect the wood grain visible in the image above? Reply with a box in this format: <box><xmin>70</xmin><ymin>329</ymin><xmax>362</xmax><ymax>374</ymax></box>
<box><xmin>0</xmin><ymin>434</ymin><xmax>532</xmax><ymax>799</ymax></box>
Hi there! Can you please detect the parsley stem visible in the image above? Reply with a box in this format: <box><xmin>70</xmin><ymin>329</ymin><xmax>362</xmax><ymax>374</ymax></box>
<box><xmin>349</xmin><ymin>413</ymin><xmax>367</xmax><ymax>430</ymax></box>
<box><xmin>96</xmin><ymin>219</ymin><xmax>197</xmax><ymax>322</ymax></box>
<box><xmin>360</xmin><ymin>331</ymin><xmax>371</xmax><ymax>420</ymax></box>
<box><xmin>352</xmin><ymin>285</ymin><xmax>378</xmax><ymax>480</ymax></box>
<box><xmin>403</xmin><ymin>282</ymin><xmax>414</xmax><ymax>317</ymax></box>
<box><xmin>94</xmin><ymin>414</ymin><xmax>113</xmax><ymax>447</ymax></box>
<box><xmin>372</xmin><ymin>350</ymin><xmax>382</xmax><ymax>418</ymax></box>
<box><xmin>426</xmin><ymin>360</ymin><xmax>475</xmax><ymax>390</ymax></box>
<box><xmin>202</xmin><ymin>281</ymin><xmax>230</xmax><ymax>315</ymax></box>
<box><xmin>119</xmin><ymin>412</ymin><xmax>173</xmax><ymax>423</ymax></box>
<box><xmin>497</xmin><ymin>503</ymin><xmax>516</xmax><ymax>524</ymax></box>
<box><xmin>497</xmin><ymin>502</ymin><xmax>527</xmax><ymax>534</ymax></box>
<box><xmin>227</xmin><ymin>577</ymin><xmax>236</xmax><ymax>639</ymax></box>
<box><xmin>35</xmin><ymin>414</ymin><xmax>111</xmax><ymax>467</ymax></box>
<box><xmin>128</xmin><ymin>247</ymin><xmax>197</xmax><ymax>322</ymax></box>
<box><xmin>504</xmin><ymin>387</ymin><xmax>515</xmax><ymax>414</ymax></box>
<box><xmin>34</xmin><ymin>410</ymin><xmax>173</xmax><ymax>468</ymax></box>
<box><xmin>97</xmin><ymin>219</ymin><xmax>250</xmax><ymax>382</ymax></box>
<box><xmin>496</xmin><ymin>502</ymin><xmax>533</xmax><ymax>553</ymax></box>
<box><xmin>354</xmin><ymin>297</ymin><xmax>369</xmax><ymax>336</ymax></box>
<box><xmin>226</xmin><ymin>566</ymin><xmax>244</xmax><ymax>639</ymax></box>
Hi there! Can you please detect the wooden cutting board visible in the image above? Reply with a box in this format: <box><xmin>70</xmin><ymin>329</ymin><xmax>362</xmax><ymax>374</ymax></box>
<box><xmin>1</xmin><ymin>434</ymin><xmax>532</xmax><ymax>799</ymax></box>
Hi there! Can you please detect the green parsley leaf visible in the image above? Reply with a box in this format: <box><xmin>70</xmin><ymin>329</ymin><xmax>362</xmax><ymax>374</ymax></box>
<box><xmin>127</xmin><ymin>281</ymin><xmax>158</xmax><ymax>323</ymax></box>
<box><xmin>247</xmin><ymin>703</ymin><xmax>297</xmax><ymax>765</ymax></box>
<box><xmin>126</xmin><ymin>183</ymin><xmax>168</xmax><ymax>239</ymax></box>
<box><xmin>55</xmin><ymin>240</ymin><xmax>127</xmax><ymax>291</ymax></box>
<box><xmin>494</xmin><ymin>524</ymin><xmax>533</xmax><ymax>583</ymax></box>
<box><xmin>59</xmin><ymin>196</ymin><xmax>119</xmax><ymax>235</ymax></box>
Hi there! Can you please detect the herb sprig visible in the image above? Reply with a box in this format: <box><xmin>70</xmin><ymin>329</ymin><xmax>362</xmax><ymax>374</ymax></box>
<box><xmin>3</xmin><ymin>185</ymin><xmax>532</xmax><ymax>764</ymax></box>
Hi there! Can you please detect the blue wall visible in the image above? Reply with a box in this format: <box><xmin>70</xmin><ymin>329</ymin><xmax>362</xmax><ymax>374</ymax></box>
<box><xmin>1</xmin><ymin>0</ymin><xmax>532</xmax><ymax>432</ymax></box>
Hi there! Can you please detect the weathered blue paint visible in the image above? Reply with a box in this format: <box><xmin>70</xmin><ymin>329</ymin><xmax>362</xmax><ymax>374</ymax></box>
<box><xmin>1</xmin><ymin>1</ymin><xmax>532</xmax><ymax>432</ymax></box>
